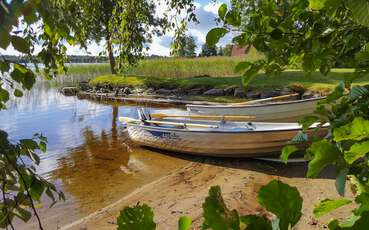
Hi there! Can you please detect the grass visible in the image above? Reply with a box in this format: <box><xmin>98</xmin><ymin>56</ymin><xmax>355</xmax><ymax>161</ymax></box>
<box><xmin>66</xmin><ymin>47</ymin><xmax>263</xmax><ymax>79</ymax></box>
<box><xmin>89</xmin><ymin>69</ymin><xmax>369</xmax><ymax>93</ymax></box>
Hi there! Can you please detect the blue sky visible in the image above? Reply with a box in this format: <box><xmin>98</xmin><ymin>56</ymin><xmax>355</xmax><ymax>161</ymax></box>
<box><xmin>1</xmin><ymin>0</ymin><xmax>231</xmax><ymax>56</ymax></box>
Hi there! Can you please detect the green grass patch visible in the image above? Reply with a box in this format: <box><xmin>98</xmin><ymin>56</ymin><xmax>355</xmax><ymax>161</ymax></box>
<box><xmin>66</xmin><ymin>48</ymin><xmax>263</xmax><ymax>79</ymax></box>
<box><xmin>90</xmin><ymin>69</ymin><xmax>369</xmax><ymax>93</ymax></box>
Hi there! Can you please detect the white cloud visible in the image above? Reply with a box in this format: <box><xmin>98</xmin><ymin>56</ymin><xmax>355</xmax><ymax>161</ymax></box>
<box><xmin>203</xmin><ymin>2</ymin><xmax>223</xmax><ymax>14</ymax></box>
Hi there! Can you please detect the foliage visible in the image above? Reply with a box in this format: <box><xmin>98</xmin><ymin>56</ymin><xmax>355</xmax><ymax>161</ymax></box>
<box><xmin>117</xmin><ymin>180</ymin><xmax>301</xmax><ymax>230</ymax></box>
<box><xmin>199</xmin><ymin>44</ymin><xmax>218</xmax><ymax>57</ymax></box>
<box><xmin>117</xmin><ymin>203</ymin><xmax>156</xmax><ymax>230</ymax></box>
<box><xmin>205</xmin><ymin>0</ymin><xmax>369</xmax><ymax>229</ymax></box>
<box><xmin>313</xmin><ymin>198</ymin><xmax>352</xmax><ymax>218</ymax></box>
<box><xmin>50</xmin><ymin>0</ymin><xmax>197</xmax><ymax>73</ymax></box>
<box><xmin>170</xmin><ymin>34</ymin><xmax>197</xmax><ymax>58</ymax></box>
<box><xmin>0</xmin><ymin>131</ymin><xmax>65</xmax><ymax>229</ymax></box>
<box><xmin>207</xmin><ymin>0</ymin><xmax>369</xmax><ymax>88</ymax></box>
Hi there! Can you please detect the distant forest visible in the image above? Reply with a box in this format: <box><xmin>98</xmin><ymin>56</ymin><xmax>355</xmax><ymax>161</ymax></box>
<box><xmin>2</xmin><ymin>54</ymin><xmax>164</xmax><ymax>63</ymax></box>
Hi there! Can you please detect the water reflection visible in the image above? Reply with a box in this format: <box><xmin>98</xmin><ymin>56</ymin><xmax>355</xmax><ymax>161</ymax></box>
<box><xmin>0</xmin><ymin>82</ymin><xmax>189</xmax><ymax>229</ymax></box>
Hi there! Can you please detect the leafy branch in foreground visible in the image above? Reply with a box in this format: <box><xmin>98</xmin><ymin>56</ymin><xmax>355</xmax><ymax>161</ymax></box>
<box><xmin>282</xmin><ymin>82</ymin><xmax>369</xmax><ymax>229</ymax></box>
<box><xmin>117</xmin><ymin>180</ymin><xmax>303</xmax><ymax>230</ymax></box>
<box><xmin>0</xmin><ymin>131</ymin><xmax>64</xmax><ymax>229</ymax></box>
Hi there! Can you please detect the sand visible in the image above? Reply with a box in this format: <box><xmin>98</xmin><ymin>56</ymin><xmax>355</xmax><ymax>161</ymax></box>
<box><xmin>59</xmin><ymin>158</ymin><xmax>354</xmax><ymax>230</ymax></box>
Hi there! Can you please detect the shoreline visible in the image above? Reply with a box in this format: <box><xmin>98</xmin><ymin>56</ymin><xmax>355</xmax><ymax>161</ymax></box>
<box><xmin>60</xmin><ymin>159</ymin><xmax>354</xmax><ymax>230</ymax></box>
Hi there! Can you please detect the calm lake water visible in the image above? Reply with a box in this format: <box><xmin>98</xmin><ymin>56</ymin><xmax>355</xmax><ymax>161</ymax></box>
<box><xmin>0</xmin><ymin>82</ymin><xmax>190</xmax><ymax>229</ymax></box>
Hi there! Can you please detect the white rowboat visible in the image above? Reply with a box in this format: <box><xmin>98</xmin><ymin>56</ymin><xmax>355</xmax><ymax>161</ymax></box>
<box><xmin>186</xmin><ymin>97</ymin><xmax>325</xmax><ymax>121</ymax></box>
<box><xmin>120</xmin><ymin>116</ymin><xmax>326</xmax><ymax>157</ymax></box>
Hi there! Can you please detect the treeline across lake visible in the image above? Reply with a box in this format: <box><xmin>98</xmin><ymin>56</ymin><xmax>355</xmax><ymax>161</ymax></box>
<box><xmin>3</xmin><ymin>55</ymin><xmax>109</xmax><ymax>63</ymax></box>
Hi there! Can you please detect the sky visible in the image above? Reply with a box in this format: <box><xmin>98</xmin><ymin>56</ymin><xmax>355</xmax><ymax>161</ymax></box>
<box><xmin>1</xmin><ymin>0</ymin><xmax>231</xmax><ymax>57</ymax></box>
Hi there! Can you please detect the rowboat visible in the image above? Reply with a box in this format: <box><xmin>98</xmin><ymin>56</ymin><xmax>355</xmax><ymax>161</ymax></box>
<box><xmin>119</xmin><ymin>114</ymin><xmax>327</xmax><ymax>157</ymax></box>
<box><xmin>186</xmin><ymin>96</ymin><xmax>325</xmax><ymax>121</ymax></box>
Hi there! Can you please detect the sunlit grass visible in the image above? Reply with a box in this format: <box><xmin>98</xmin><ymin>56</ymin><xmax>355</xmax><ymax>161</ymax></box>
<box><xmin>90</xmin><ymin>69</ymin><xmax>369</xmax><ymax>94</ymax></box>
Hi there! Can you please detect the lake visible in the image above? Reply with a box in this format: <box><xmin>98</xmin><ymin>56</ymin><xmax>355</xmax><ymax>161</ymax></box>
<box><xmin>0</xmin><ymin>82</ymin><xmax>190</xmax><ymax>229</ymax></box>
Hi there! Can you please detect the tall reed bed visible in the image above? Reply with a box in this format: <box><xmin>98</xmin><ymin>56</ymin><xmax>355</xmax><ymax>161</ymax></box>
<box><xmin>125</xmin><ymin>48</ymin><xmax>263</xmax><ymax>78</ymax></box>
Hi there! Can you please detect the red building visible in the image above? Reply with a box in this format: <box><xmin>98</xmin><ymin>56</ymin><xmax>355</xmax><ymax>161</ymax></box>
<box><xmin>230</xmin><ymin>44</ymin><xmax>251</xmax><ymax>56</ymax></box>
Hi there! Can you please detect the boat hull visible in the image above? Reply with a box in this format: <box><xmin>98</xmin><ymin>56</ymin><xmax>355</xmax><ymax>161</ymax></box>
<box><xmin>187</xmin><ymin>97</ymin><xmax>324</xmax><ymax>121</ymax></box>
<box><xmin>126</xmin><ymin>123</ymin><xmax>323</xmax><ymax>157</ymax></box>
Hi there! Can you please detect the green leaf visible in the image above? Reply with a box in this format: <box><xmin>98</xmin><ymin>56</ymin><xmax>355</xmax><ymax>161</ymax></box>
<box><xmin>178</xmin><ymin>216</ymin><xmax>192</xmax><ymax>230</ymax></box>
<box><xmin>280</xmin><ymin>145</ymin><xmax>299</xmax><ymax>164</ymax></box>
<box><xmin>0</xmin><ymin>30</ymin><xmax>10</xmax><ymax>49</ymax></box>
<box><xmin>328</xmin><ymin>211</ymin><xmax>369</xmax><ymax>229</ymax></box>
<box><xmin>240</xmin><ymin>215</ymin><xmax>272</xmax><ymax>230</ymax></box>
<box><xmin>30</xmin><ymin>178</ymin><xmax>45</xmax><ymax>201</ymax></box>
<box><xmin>307</xmin><ymin>140</ymin><xmax>340</xmax><ymax>178</ymax></box>
<box><xmin>20</xmin><ymin>139</ymin><xmax>39</xmax><ymax>150</ymax></box>
<box><xmin>313</xmin><ymin>198</ymin><xmax>351</xmax><ymax>217</ymax></box>
<box><xmin>309</xmin><ymin>0</ymin><xmax>327</xmax><ymax>10</ymax></box>
<box><xmin>13</xmin><ymin>207</ymin><xmax>31</xmax><ymax>222</ymax></box>
<box><xmin>348</xmin><ymin>86</ymin><xmax>369</xmax><ymax>101</ymax></box>
<box><xmin>202</xmin><ymin>186</ymin><xmax>240</xmax><ymax>230</ymax></box>
<box><xmin>218</xmin><ymin>3</ymin><xmax>227</xmax><ymax>21</ymax></box>
<box><xmin>117</xmin><ymin>203</ymin><xmax>156</xmax><ymax>230</ymax></box>
<box><xmin>333</xmin><ymin>117</ymin><xmax>369</xmax><ymax>142</ymax></box>
<box><xmin>291</xmin><ymin>131</ymin><xmax>308</xmax><ymax>143</ymax></box>
<box><xmin>206</xmin><ymin>28</ymin><xmax>228</xmax><ymax>48</ymax></box>
<box><xmin>344</xmin><ymin>140</ymin><xmax>369</xmax><ymax>164</ymax></box>
<box><xmin>299</xmin><ymin>115</ymin><xmax>319</xmax><ymax>130</ymax></box>
<box><xmin>242</xmin><ymin>61</ymin><xmax>264</xmax><ymax>87</ymax></box>
<box><xmin>234</xmin><ymin>61</ymin><xmax>252</xmax><ymax>73</ymax></box>
<box><xmin>270</xmin><ymin>28</ymin><xmax>283</xmax><ymax>40</ymax></box>
<box><xmin>258</xmin><ymin>180</ymin><xmax>302</xmax><ymax>230</ymax></box>
<box><xmin>335</xmin><ymin>168</ymin><xmax>348</xmax><ymax>196</ymax></box>
<box><xmin>11</xmin><ymin>35</ymin><xmax>30</xmax><ymax>53</ymax></box>
<box><xmin>0</xmin><ymin>61</ymin><xmax>9</xmax><ymax>73</ymax></box>
<box><xmin>323</xmin><ymin>81</ymin><xmax>345</xmax><ymax>103</ymax></box>
<box><xmin>14</xmin><ymin>89</ymin><xmax>23</xmax><ymax>97</ymax></box>
<box><xmin>225</xmin><ymin>10</ymin><xmax>241</xmax><ymax>27</ymax></box>
<box><xmin>39</xmin><ymin>141</ymin><xmax>47</xmax><ymax>153</ymax></box>
<box><xmin>347</xmin><ymin>0</ymin><xmax>369</xmax><ymax>27</ymax></box>
<box><xmin>0</xmin><ymin>88</ymin><xmax>10</xmax><ymax>103</ymax></box>
<box><xmin>232</xmin><ymin>33</ymin><xmax>250</xmax><ymax>47</ymax></box>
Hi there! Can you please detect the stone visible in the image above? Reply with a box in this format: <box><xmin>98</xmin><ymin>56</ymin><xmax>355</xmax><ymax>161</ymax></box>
<box><xmin>203</xmin><ymin>88</ymin><xmax>224</xmax><ymax>96</ymax></box>
<box><xmin>171</xmin><ymin>88</ymin><xmax>183</xmax><ymax>96</ymax></box>
<box><xmin>245</xmin><ymin>90</ymin><xmax>260</xmax><ymax>99</ymax></box>
<box><xmin>155</xmin><ymin>88</ymin><xmax>172</xmax><ymax>95</ymax></box>
<box><xmin>132</xmin><ymin>88</ymin><xmax>145</xmax><ymax>94</ymax></box>
<box><xmin>60</xmin><ymin>87</ymin><xmax>78</xmax><ymax>96</ymax></box>
<box><xmin>260</xmin><ymin>90</ymin><xmax>280</xmax><ymax>99</ymax></box>
<box><xmin>224</xmin><ymin>86</ymin><xmax>237</xmax><ymax>96</ymax></box>
<box><xmin>119</xmin><ymin>87</ymin><xmax>131</xmax><ymax>95</ymax></box>
<box><xmin>280</xmin><ymin>87</ymin><xmax>295</xmax><ymax>95</ymax></box>
<box><xmin>302</xmin><ymin>91</ymin><xmax>315</xmax><ymax>99</ymax></box>
<box><xmin>78</xmin><ymin>81</ymin><xmax>91</xmax><ymax>91</ymax></box>
<box><xmin>187</xmin><ymin>88</ymin><xmax>204</xmax><ymax>96</ymax></box>
<box><xmin>234</xmin><ymin>88</ymin><xmax>248</xmax><ymax>97</ymax></box>
<box><xmin>145</xmin><ymin>88</ymin><xmax>155</xmax><ymax>94</ymax></box>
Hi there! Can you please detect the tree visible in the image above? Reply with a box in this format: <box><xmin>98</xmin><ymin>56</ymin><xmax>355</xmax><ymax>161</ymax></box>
<box><xmin>0</xmin><ymin>0</ymin><xmax>196</xmax><ymax>228</ymax></box>
<box><xmin>222</xmin><ymin>44</ymin><xmax>233</xmax><ymax>56</ymax></box>
<box><xmin>50</xmin><ymin>0</ymin><xmax>197</xmax><ymax>74</ymax></box>
<box><xmin>207</xmin><ymin>0</ymin><xmax>369</xmax><ymax>228</ymax></box>
<box><xmin>199</xmin><ymin>44</ymin><xmax>217</xmax><ymax>57</ymax></box>
<box><xmin>170</xmin><ymin>34</ymin><xmax>197</xmax><ymax>57</ymax></box>
<box><xmin>217</xmin><ymin>46</ymin><xmax>224</xmax><ymax>56</ymax></box>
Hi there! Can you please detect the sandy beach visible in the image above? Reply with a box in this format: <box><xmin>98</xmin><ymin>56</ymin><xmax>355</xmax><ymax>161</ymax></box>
<box><xmin>59</xmin><ymin>158</ymin><xmax>354</xmax><ymax>230</ymax></box>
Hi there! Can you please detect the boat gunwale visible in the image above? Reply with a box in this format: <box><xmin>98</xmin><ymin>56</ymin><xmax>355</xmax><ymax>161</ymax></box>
<box><xmin>186</xmin><ymin>96</ymin><xmax>325</xmax><ymax>109</ymax></box>
<box><xmin>126</xmin><ymin>122</ymin><xmax>316</xmax><ymax>134</ymax></box>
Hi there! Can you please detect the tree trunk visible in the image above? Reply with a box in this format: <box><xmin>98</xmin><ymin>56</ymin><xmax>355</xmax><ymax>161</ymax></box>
<box><xmin>106</xmin><ymin>36</ymin><xmax>116</xmax><ymax>74</ymax></box>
